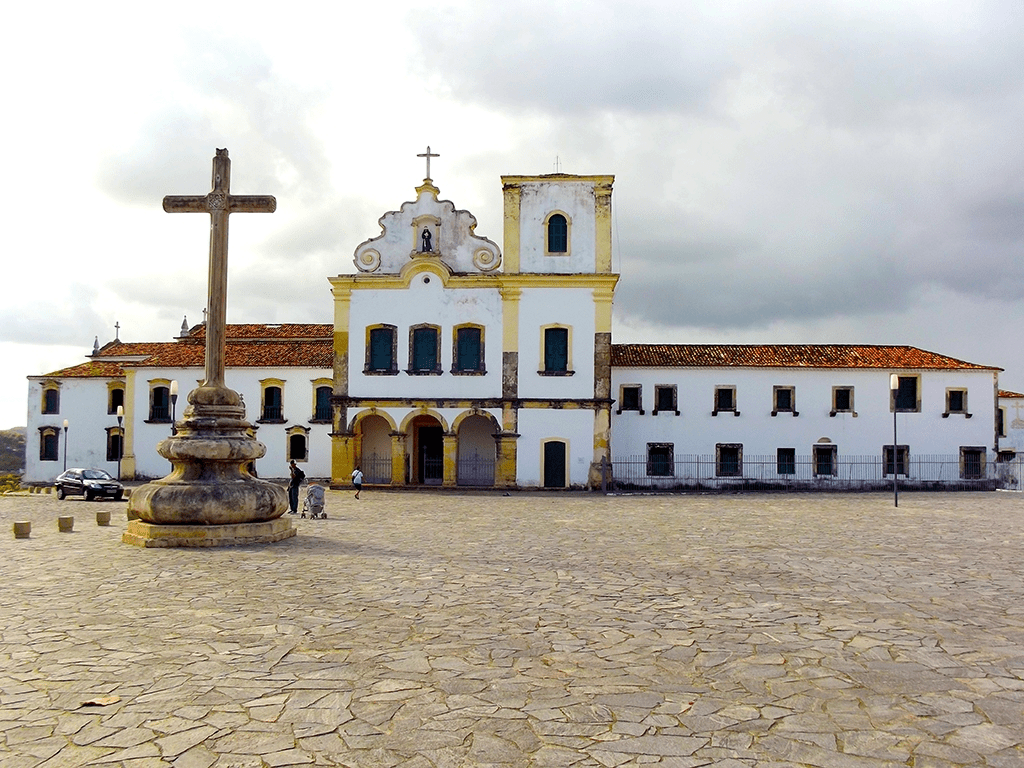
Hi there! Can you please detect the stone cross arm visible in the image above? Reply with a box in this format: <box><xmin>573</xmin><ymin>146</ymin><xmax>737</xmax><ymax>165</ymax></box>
<box><xmin>163</xmin><ymin>194</ymin><xmax>277</xmax><ymax>214</ymax></box>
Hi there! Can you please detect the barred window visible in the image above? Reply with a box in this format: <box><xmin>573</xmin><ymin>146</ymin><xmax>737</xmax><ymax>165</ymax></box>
<box><xmin>647</xmin><ymin>444</ymin><xmax>674</xmax><ymax>476</ymax></box>
<box><xmin>716</xmin><ymin>444</ymin><xmax>742</xmax><ymax>477</ymax></box>
<box><xmin>777</xmin><ymin>448</ymin><xmax>796</xmax><ymax>475</ymax></box>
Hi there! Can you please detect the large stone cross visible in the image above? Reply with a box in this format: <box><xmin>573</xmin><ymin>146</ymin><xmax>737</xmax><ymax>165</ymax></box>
<box><xmin>163</xmin><ymin>149</ymin><xmax>275</xmax><ymax>391</ymax></box>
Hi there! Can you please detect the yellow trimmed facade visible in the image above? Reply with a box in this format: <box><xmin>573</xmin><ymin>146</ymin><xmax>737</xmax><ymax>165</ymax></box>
<box><xmin>330</xmin><ymin>173</ymin><xmax>618</xmax><ymax>489</ymax></box>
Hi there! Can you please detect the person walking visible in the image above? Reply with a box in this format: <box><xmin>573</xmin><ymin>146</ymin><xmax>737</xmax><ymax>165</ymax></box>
<box><xmin>288</xmin><ymin>460</ymin><xmax>305</xmax><ymax>514</ymax></box>
<box><xmin>351</xmin><ymin>466</ymin><xmax>363</xmax><ymax>500</ymax></box>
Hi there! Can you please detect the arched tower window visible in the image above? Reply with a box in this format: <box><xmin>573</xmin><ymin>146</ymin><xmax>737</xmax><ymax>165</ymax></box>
<box><xmin>547</xmin><ymin>213</ymin><xmax>568</xmax><ymax>253</ymax></box>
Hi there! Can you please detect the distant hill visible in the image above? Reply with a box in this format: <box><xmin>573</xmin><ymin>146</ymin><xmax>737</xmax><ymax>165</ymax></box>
<box><xmin>0</xmin><ymin>428</ymin><xmax>26</xmax><ymax>473</ymax></box>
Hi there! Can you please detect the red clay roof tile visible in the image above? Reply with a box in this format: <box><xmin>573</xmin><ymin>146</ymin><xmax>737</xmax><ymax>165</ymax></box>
<box><xmin>139</xmin><ymin>340</ymin><xmax>332</xmax><ymax>368</ymax></box>
<box><xmin>610</xmin><ymin>344</ymin><xmax>1000</xmax><ymax>370</ymax></box>
<box><xmin>43</xmin><ymin>361</ymin><xmax>130</xmax><ymax>378</ymax></box>
<box><xmin>48</xmin><ymin>325</ymin><xmax>333</xmax><ymax>376</ymax></box>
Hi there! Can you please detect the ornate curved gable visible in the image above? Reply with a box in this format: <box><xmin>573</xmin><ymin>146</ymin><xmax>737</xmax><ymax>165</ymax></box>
<box><xmin>354</xmin><ymin>180</ymin><xmax>501</xmax><ymax>275</ymax></box>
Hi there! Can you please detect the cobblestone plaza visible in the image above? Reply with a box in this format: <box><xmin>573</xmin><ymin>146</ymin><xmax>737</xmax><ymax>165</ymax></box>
<box><xmin>2</xmin><ymin>490</ymin><xmax>1023</xmax><ymax>767</ymax></box>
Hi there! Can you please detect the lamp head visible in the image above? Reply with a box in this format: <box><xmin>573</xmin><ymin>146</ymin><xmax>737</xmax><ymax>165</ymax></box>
<box><xmin>63</xmin><ymin>419</ymin><xmax>69</xmax><ymax>430</ymax></box>
<box><xmin>890</xmin><ymin>374</ymin><xmax>899</xmax><ymax>391</ymax></box>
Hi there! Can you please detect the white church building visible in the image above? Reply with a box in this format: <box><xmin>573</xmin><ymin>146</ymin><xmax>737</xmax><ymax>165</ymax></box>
<box><xmin>24</xmin><ymin>167</ymin><xmax>1019</xmax><ymax>491</ymax></box>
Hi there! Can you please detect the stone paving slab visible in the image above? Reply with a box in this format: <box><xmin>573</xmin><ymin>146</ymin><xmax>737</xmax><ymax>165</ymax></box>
<box><xmin>2</xmin><ymin>490</ymin><xmax>1023</xmax><ymax>766</ymax></box>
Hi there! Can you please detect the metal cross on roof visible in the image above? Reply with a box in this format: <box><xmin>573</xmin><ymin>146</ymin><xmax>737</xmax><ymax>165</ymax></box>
<box><xmin>417</xmin><ymin>146</ymin><xmax>439</xmax><ymax>180</ymax></box>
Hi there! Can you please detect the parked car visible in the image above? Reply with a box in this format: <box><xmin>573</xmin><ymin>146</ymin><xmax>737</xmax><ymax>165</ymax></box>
<box><xmin>54</xmin><ymin>468</ymin><xmax>124</xmax><ymax>501</ymax></box>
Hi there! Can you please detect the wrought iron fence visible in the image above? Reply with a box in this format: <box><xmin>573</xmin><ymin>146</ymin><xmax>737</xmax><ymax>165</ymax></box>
<box><xmin>422</xmin><ymin>457</ymin><xmax>444</xmax><ymax>485</ymax></box>
<box><xmin>357</xmin><ymin>454</ymin><xmax>496</xmax><ymax>486</ymax></box>
<box><xmin>458</xmin><ymin>455</ymin><xmax>496</xmax><ymax>487</ymax></box>
<box><xmin>361</xmin><ymin>455</ymin><xmax>392</xmax><ymax>485</ymax></box>
<box><xmin>611</xmin><ymin>453</ymin><xmax>1023</xmax><ymax>492</ymax></box>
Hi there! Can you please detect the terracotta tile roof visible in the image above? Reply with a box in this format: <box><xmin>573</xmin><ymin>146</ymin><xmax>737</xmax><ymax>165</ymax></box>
<box><xmin>42</xmin><ymin>361</ymin><xmax>131</xmax><ymax>378</ymax></box>
<box><xmin>46</xmin><ymin>325</ymin><xmax>333</xmax><ymax>377</ymax></box>
<box><xmin>187</xmin><ymin>323</ymin><xmax>333</xmax><ymax>340</ymax></box>
<box><xmin>139</xmin><ymin>340</ymin><xmax>332</xmax><ymax>368</ymax></box>
<box><xmin>94</xmin><ymin>341</ymin><xmax>181</xmax><ymax>358</ymax></box>
<box><xmin>611</xmin><ymin>344</ymin><xmax>1000</xmax><ymax>371</ymax></box>
<box><xmin>1000</xmin><ymin>390</ymin><xmax>1024</xmax><ymax>399</ymax></box>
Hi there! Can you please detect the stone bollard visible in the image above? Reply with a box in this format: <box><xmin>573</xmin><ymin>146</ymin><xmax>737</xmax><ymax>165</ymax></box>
<box><xmin>96</xmin><ymin>510</ymin><xmax>111</xmax><ymax>526</ymax></box>
<box><xmin>58</xmin><ymin>516</ymin><xmax>74</xmax><ymax>533</ymax></box>
<box><xmin>14</xmin><ymin>521</ymin><xmax>31</xmax><ymax>538</ymax></box>
<box><xmin>126</xmin><ymin>507</ymin><xmax>139</xmax><ymax>521</ymax></box>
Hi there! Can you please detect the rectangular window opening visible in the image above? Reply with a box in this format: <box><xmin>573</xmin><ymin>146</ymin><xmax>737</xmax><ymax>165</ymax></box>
<box><xmin>714</xmin><ymin>387</ymin><xmax>736</xmax><ymax>414</ymax></box>
<box><xmin>620</xmin><ymin>386</ymin><xmax>641</xmax><ymax>412</ymax></box>
<box><xmin>814</xmin><ymin>445</ymin><xmax>837</xmax><ymax>476</ymax></box>
<box><xmin>832</xmin><ymin>386</ymin><xmax>854</xmax><ymax>415</ymax></box>
<box><xmin>655</xmin><ymin>386</ymin><xmax>676</xmax><ymax>414</ymax></box>
<box><xmin>716</xmin><ymin>444</ymin><xmax>742</xmax><ymax>477</ymax></box>
<box><xmin>777</xmin><ymin>448</ymin><xmax>796</xmax><ymax>475</ymax></box>
<box><xmin>455</xmin><ymin>327</ymin><xmax>483</xmax><ymax>373</ymax></box>
<box><xmin>894</xmin><ymin>376</ymin><xmax>919</xmax><ymax>412</ymax></box>
<box><xmin>647</xmin><ymin>444</ymin><xmax>674</xmax><ymax>477</ymax></box>
<box><xmin>544</xmin><ymin>328</ymin><xmax>569</xmax><ymax>373</ymax></box>
<box><xmin>368</xmin><ymin>327</ymin><xmax>396</xmax><ymax>373</ymax></box>
<box><xmin>961</xmin><ymin>447</ymin><xmax>986</xmax><ymax>480</ymax></box>
<box><xmin>411</xmin><ymin>327</ymin><xmax>440</xmax><ymax>373</ymax></box>
<box><xmin>883</xmin><ymin>445</ymin><xmax>909</xmax><ymax>477</ymax></box>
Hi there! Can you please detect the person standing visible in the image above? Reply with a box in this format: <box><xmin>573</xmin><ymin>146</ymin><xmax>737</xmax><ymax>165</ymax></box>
<box><xmin>351</xmin><ymin>466</ymin><xmax>363</xmax><ymax>500</ymax></box>
<box><xmin>288</xmin><ymin>460</ymin><xmax>305</xmax><ymax>514</ymax></box>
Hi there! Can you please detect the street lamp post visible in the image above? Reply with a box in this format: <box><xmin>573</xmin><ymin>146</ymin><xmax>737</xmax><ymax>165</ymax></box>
<box><xmin>890</xmin><ymin>373</ymin><xmax>899</xmax><ymax>508</ymax></box>
<box><xmin>116</xmin><ymin>405</ymin><xmax>124</xmax><ymax>481</ymax></box>
<box><xmin>62</xmin><ymin>419</ymin><xmax>69</xmax><ymax>472</ymax></box>
<box><xmin>170</xmin><ymin>380</ymin><xmax>179</xmax><ymax>435</ymax></box>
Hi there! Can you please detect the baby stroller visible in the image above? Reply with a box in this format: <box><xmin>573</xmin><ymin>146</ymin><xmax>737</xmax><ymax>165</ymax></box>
<box><xmin>300</xmin><ymin>484</ymin><xmax>327</xmax><ymax>519</ymax></box>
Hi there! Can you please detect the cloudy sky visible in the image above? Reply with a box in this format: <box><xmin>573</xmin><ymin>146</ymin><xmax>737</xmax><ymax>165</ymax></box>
<box><xmin>3</xmin><ymin>0</ymin><xmax>1022</xmax><ymax>429</ymax></box>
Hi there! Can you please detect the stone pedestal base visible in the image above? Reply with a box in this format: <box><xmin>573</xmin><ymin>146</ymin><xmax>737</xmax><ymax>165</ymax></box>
<box><xmin>122</xmin><ymin>518</ymin><xmax>296</xmax><ymax>548</ymax></box>
<box><xmin>125</xmin><ymin>393</ymin><xmax>289</xmax><ymax>531</ymax></box>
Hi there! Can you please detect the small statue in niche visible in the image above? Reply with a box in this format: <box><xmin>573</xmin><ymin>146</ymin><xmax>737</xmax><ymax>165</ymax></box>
<box><xmin>421</xmin><ymin>227</ymin><xmax>433</xmax><ymax>253</ymax></box>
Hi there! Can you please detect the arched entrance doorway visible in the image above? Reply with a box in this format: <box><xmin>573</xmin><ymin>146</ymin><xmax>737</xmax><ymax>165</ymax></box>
<box><xmin>457</xmin><ymin>414</ymin><xmax>496</xmax><ymax>487</ymax></box>
<box><xmin>409</xmin><ymin>414</ymin><xmax>444</xmax><ymax>485</ymax></box>
<box><xmin>356</xmin><ymin>414</ymin><xmax>392</xmax><ymax>484</ymax></box>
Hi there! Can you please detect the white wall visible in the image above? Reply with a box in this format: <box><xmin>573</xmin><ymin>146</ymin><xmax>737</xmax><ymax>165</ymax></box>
<box><xmin>25</xmin><ymin>376</ymin><xmax>122</xmax><ymax>483</ymax></box>
<box><xmin>517</xmin><ymin>181</ymin><xmax>598</xmax><ymax>274</ymax></box>
<box><xmin>516</xmin><ymin>409</ymin><xmax>595</xmax><ymax>488</ymax></box>
<box><xmin>348</xmin><ymin>277</ymin><xmax>504</xmax><ymax>400</ymax></box>
<box><xmin>127</xmin><ymin>366</ymin><xmax>333</xmax><ymax>480</ymax></box>
<box><xmin>517</xmin><ymin>288</ymin><xmax>596</xmax><ymax>400</ymax></box>
<box><xmin>610</xmin><ymin>367</ymin><xmax>997</xmax><ymax>459</ymax></box>
<box><xmin>999</xmin><ymin>395</ymin><xmax>1024</xmax><ymax>454</ymax></box>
